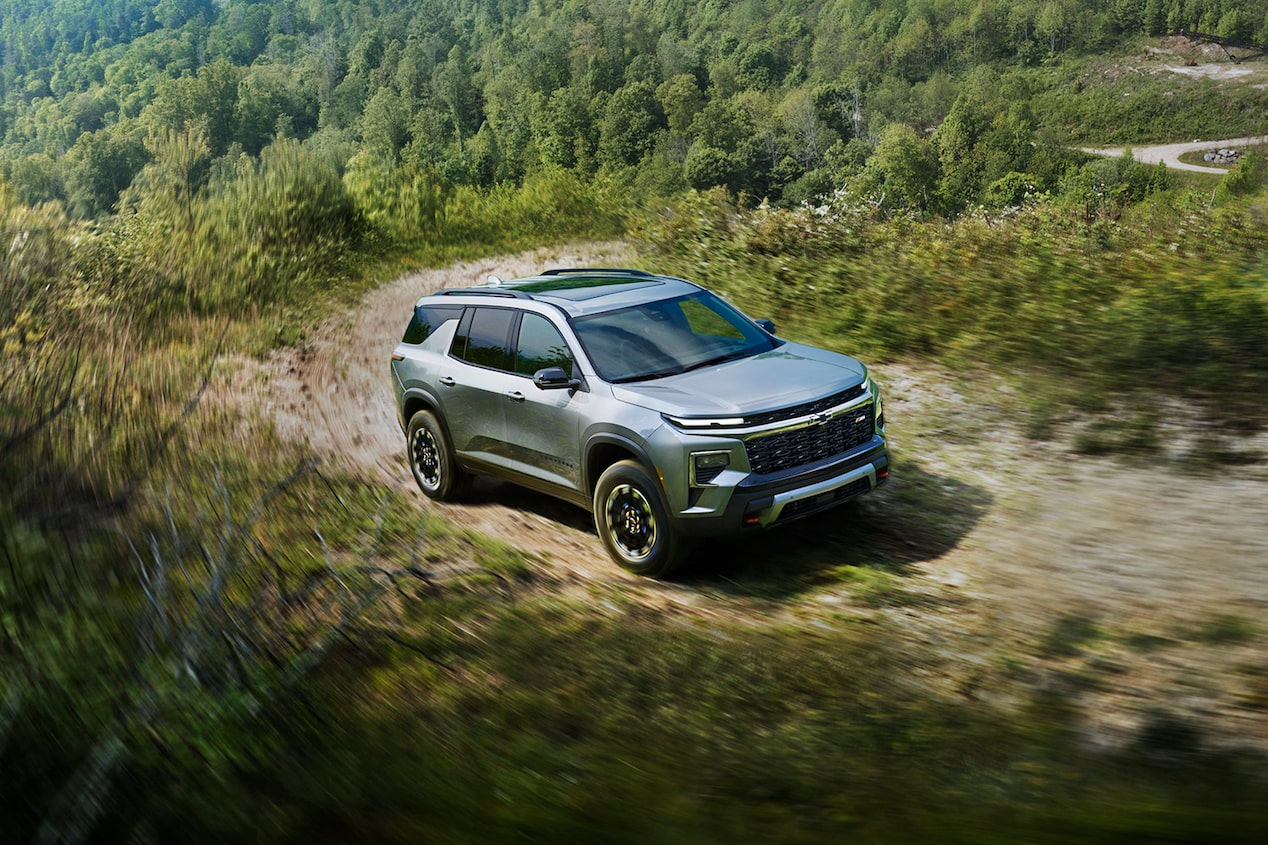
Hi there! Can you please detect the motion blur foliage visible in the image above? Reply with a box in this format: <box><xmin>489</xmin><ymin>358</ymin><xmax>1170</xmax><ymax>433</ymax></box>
<box><xmin>642</xmin><ymin>186</ymin><xmax>1268</xmax><ymax>410</ymax></box>
<box><xmin>344</xmin><ymin>158</ymin><xmax>626</xmax><ymax>251</ymax></box>
<box><xmin>1</xmin><ymin>137</ymin><xmax>628</xmax><ymax>841</ymax></box>
<box><xmin>102</xmin><ymin>129</ymin><xmax>358</xmax><ymax>317</ymax></box>
<box><xmin>1</xmin><ymin>178</ymin><xmax>76</xmax><ymax>353</ymax></box>
<box><xmin>1216</xmin><ymin>146</ymin><xmax>1268</xmax><ymax>202</ymax></box>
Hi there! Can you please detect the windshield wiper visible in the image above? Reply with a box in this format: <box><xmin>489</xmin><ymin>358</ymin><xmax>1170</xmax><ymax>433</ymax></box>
<box><xmin>682</xmin><ymin>349</ymin><xmax>753</xmax><ymax>373</ymax></box>
<box><xmin>611</xmin><ymin>366</ymin><xmax>685</xmax><ymax>383</ymax></box>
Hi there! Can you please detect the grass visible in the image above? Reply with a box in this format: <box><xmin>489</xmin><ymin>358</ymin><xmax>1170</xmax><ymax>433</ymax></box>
<box><xmin>1040</xmin><ymin>614</ymin><xmax>1105</xmax><ymax>659</ymax></box>
<box><xmin>95</xmin><ymin>593</ymin><xmax>1268</xmax><ymax>844</ymax></box>
<box><xmin>1191</xmin><ymin>614</ymin><xmax>1260</xmax><ymax>646</ymax></box>
<box><xmin>7</xmin><ymin>157</ymin><xmax>1268</xmax><ymax>839</ymax></box>
<box><xmin>642</xmin><ymin>185</ymin><xmax>1268</xmax><ymax>438</ymax></box>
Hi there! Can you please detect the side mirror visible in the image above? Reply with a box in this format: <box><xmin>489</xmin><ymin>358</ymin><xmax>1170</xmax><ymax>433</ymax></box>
<box><xmin>533</xmin><ymin>366</ymin><xmax>581</xmax><ymax>390</ymax></box>
<box><xmin>755</xmin><ymin>318</ymin><xmax>776</xmax><ymax>335</ymax></box>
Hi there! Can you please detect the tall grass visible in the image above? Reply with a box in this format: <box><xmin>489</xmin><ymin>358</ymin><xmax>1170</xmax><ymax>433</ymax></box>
<box><xmin>6</xmin><ymin>133</ymin><xmax>1268</xmax><ymax>840</ymax></box>
<box><xmin>640</xmin><ymin>187</ymin><xmax>1268</xmax><ymax>410</ymax></box>
<box><xmin>345</xmin><ymin>158</ymin><xmax>629</xmax><ymax>254</ymax></box>
<box><xmin>1</xmin><ymin>143</ymin><xmax>631</xmax><ymax>841</ymax></box>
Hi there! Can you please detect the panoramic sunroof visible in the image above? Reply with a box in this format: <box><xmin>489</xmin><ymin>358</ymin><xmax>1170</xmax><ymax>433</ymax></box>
<box><xmin>512</xmin><ymin>277</ymin><xmax>664</xmax><ymax>301</ymax></box>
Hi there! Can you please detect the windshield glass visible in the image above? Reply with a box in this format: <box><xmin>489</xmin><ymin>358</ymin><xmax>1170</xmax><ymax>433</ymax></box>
<box><xmin>572</xmin><ymin>291</ymin><xmax>779</xmax><ymax>383</ymax></box>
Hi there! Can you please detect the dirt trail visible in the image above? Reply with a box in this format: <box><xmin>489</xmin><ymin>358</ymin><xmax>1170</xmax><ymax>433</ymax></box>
<box><xmin>241</xmin><ymin>243</ymin><xmax>1268</xmax><ymax>752</ymax></box>
<box><xmin>259</xmin><ymin>242</ymin><xmax>640</xmax><ymax>584</ymax></box>
<box><xmin>1082</xmin><ymin>135</ymin><xmax>1268</xmax><ymax>174</ymax></box>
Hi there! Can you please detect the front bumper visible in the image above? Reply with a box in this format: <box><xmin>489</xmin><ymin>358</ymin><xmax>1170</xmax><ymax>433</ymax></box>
<box><xmin>673</xmin><ymin>439</ymin><xmax>889</xmax><ymax>538</ymax></box>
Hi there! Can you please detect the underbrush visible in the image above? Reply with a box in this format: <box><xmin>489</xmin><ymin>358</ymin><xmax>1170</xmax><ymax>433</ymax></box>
<box><xmin>1028</xmin><ymin>55</ymin><xmax>1268</xmax><ymax>146</ymax></box>
<box><xmin>123</xmin><ymin>599</ymin><xmax>1268</xmax><ymax>843</ymax></box>
<box><xmin>6</xmin><ymin>151</ymin><xmax>1268</xmax><ymax>839</ymax></box>
<box><xmin>0</xmin><ymin>331</ymin><xmax>540</xmax><ymax>841</ymax></box>
<box><xmin>1</xmin><ymin>161</ymin><xmax>617</xmax><ymax>841</ymax></box>
<box><xmin>639</xmin><ymin>187</ymin><xmax>1268</xmax><ymax>436</ymax></box>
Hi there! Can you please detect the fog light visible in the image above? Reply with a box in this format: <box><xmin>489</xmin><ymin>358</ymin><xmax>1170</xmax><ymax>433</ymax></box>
<box><xmin>691</xmin><ymin>451</ymin><xmax>730</xmax><ymax>486</ymax></box>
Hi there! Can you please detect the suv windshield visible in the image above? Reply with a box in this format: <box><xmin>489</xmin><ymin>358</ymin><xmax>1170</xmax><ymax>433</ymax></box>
<box><xmin>572</xmin><ymin>291</ymin><xmax>779</xmax><ymax>383</ymax></box>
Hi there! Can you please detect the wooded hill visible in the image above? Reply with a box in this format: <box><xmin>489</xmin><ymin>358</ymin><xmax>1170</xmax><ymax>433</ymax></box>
<box><xmin>2</xmin><ymin>0</ymin><xmax>1267</xmax><ymax>220</ymax></box>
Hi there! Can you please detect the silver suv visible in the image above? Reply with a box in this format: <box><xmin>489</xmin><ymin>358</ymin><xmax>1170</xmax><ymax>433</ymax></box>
<box><xmin>391</xmin><ymin>269</ymin><xmax>888</xmax><ymax>576</ymax></box>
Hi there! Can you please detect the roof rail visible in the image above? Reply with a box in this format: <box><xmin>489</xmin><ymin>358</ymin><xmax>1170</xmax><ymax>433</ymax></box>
<box><xmin>433</xmin><ymin>288</ymin><xmax>531</xmax><ymax>299</ymax></box>
<box><xmin>539</xmin><ymin>267</ymin><xmax>655</xmax><ymax>278</ymax></box>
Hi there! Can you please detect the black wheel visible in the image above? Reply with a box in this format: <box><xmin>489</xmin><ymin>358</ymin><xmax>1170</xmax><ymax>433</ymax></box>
<box><xmin>407</xmin><ymin>410</ymin><xmax>468</xmax><ymax>501</ymax></box>
<box><xmin>593</xmin><ymin>460</ymin><xmax>684</xmax><ymax>577</ymax></box>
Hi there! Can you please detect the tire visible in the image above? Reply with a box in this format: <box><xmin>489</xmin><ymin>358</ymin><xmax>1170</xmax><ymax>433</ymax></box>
<box><xmin>593</xmin><ymin>460</ymin><xmax>684</xmax><ymax>577</ymax></box>
<box><xmin>407</xmin><ymin>410</ymin><xmax>468</xmax><ymax>501</ymax></box>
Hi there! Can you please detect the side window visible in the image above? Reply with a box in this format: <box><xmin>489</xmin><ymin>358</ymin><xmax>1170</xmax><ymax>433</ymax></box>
<box><xmin>451</xmin><ymin>307</ymin><xmax>515</xmax><ymax>371</ymax></box>
<box><xmin>515</xmin><ymin>313</ymin><xmax>575</xmax><ymax>377</ymax></box>
<box><xmin>402</xmin><ymin>305</ymin><xmax>463</xmax><ymax>344</ymax></box>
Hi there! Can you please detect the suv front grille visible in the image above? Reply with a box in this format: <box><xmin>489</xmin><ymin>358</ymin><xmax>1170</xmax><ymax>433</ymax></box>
<box><xmin>746</xmin><ymin>403</ymin><xmax>875</xmax><ymax>475</ymax></box>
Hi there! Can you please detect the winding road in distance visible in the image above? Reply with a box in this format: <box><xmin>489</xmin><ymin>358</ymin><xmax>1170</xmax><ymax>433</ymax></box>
<box><xmin>1082</xmin><ymin>135</ymin><xmax>1268</xmax><ymax>174</ymax></box>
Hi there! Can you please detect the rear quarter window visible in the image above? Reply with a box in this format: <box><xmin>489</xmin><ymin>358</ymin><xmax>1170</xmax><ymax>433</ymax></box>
<box><xmin>403</xmin><ymin>305</ymin><xmax>464</xmax><ymax>344</ymax></box>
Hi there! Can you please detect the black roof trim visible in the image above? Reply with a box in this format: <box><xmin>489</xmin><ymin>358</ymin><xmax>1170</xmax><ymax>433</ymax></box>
<box><xmin>433</xmin><ymin>288</ymin><xmax>532</xmax><ymax>299</ymax></box>
<box><xmin>539</xmin><ymin>267</ymin><xmax>655</xmax><ymax>278</ymax></box>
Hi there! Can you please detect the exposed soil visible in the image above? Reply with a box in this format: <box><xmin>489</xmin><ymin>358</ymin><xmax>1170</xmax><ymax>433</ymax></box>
<box><xmin>230</xmin><ymin>243</ymin><xmax>1268</xmax><ymax>756</ymax></box>
<box><xmin>1147</xmin><ymin>35</ymin><xmax>1268</xmax><ymax>78</ymax></box>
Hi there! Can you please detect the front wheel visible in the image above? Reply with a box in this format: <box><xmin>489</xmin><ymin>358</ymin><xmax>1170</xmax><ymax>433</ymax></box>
<box><xmin>407</xmin><ymin>410</ymin><xmax>468</xmax><ymax>501</ymax></box>
<box><xmin>593</xmin><ymin>460</ymin><xmax>684</xmax><ymax>577</ymax></box>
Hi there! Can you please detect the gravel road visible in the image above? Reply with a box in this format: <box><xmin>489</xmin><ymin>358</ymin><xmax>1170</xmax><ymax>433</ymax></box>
<box><xmin>1082</xmin><ymin>135</ymin><xmax>1268</xmax><ymax>173</ymax></box>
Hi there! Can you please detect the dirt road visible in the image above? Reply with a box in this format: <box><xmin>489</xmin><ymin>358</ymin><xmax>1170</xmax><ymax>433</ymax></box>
<box><xmin>241</xmin><ymin>243</ymin><xmax>1268</xmax><ymax>753</ymax></box>
<box><xmin>1082</xmin><ymin>135</ymin><xmax>1268</xmax><ymax>174</ymax></box>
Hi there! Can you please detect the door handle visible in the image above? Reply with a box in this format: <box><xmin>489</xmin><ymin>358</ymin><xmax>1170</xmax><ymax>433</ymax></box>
<box><xmin>506</xmin><ymin>391</ymin><xmax>525</xmax><ymax>402</ymax></box>
<box><xmin>439</xmin><ymin>376</ymin><xmax>456</xmax><ymax>387</ymax></box>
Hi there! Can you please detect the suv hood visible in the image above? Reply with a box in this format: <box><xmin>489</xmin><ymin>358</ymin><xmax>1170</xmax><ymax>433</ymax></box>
<box><xmin>610</xmin><ymin>342</ymin><xmax>867</xmax><ymax>418</ymax></box>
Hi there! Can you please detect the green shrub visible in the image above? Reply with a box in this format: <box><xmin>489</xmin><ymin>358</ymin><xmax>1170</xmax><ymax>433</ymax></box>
<box><xmin>639</xmin><ymin>188</ymin><xmax>1268</xmax><ymax>410</ymax></box>
<box><xmin>1215</xmin><ymin>147</ymin><xmax>1268</xmax><ymax>203</ymax></box>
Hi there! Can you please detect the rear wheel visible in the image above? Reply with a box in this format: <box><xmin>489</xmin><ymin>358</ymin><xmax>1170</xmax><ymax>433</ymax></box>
<box><xmin>407</xmin><ymin>410</ymin><xmax>468</xmax><ymax>501</ymax></box>
<box><xmin>593</xmin><ymin>460</ymin><xmax>684</xmax><ymax>577</ymax></box>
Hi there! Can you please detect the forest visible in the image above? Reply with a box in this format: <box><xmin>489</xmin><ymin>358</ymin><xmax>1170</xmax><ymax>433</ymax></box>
<box><xmin>4</xmin><ymin>0</ymin><xmax>1268</xmax><ymax>841</ymax></box>
<box><xmin>2</xmin><ymin>0</ymin><xmax>1268</xmax><ymax>220</ymax></box>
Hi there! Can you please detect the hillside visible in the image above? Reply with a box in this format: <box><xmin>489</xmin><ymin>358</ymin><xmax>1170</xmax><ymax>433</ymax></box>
<box><xmin>4</xmin><ymin>1</ymin><xmax>1268</xmax><ymax>840</ymax></box>
<box><xmin>3</xmin><ymin>0</ymin><xmax>1268</xmax><ymax>219</ymax></box>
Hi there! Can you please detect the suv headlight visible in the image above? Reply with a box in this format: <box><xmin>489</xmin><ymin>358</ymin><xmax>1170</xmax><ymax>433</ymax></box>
<box><xmin>872</xmin><ymin>381</ymin><xmax>884</xmax><ymax>432</ymax></box>
<box><xmin>667</xmin><ymin>414</ymin><xmax>746</xmax><ymax>429</ymax></box>
<box><xmin>691</xmin><ymin>450</ymin><xmax>731</xmax><ymax>486</ymax></box>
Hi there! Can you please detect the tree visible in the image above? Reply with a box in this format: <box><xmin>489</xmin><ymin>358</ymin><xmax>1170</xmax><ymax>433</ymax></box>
<box><xmin>63</xmin><ymin>124</ymin><xmax>148</xmax><ymax>218</ymax></box>
<box><xmin>359</xmin><ymin>87</ymin><xmax>408</xmax><ymax>161</ymax></box>
<box><xmin>4</xmin><ymin>153</ymin><xmax>64</xmax><ymax>206</ymax></box>
<box><xmin>932</xmin><ymin>68</ymin><xmax>1036</xmax><ymax>213</ymax></box>
<box><xmin>657</xmin><ymin>73</ymin><xmax>704</xmax><ymax>135</ymax></box>
<box><xmin>1037</xmin><ymin>2</ymin><xmax>1072</xmax><ymax>54</ymax></box>
<box><xmin>856</xmin><ymin>122</ymin><xmax>938</xmax><ymax>213</ymax></box>
<box><xmin>535</xmin><ymin>87</ymin><xmax>594</xmax><ymax>170</ymax></box>
<box><xmin>892</xmin><ymin>13</ymin><xmax>937</xmax><ymax>80</ymax></box>
<box><xmin>432</xmin><ymin>44</ymin><xmax>482</xmax><ymax>145</ymax></box>
<box><xmin>688</xmin><ymin>98</ymin><xmax>754</xmax><ymax>153</ymax></box>
<box><xmin>736</xmin><ymin>43</ymin><xmax>782</xmax><ymax>89</ymax></box>
<box><xmin>781</xmin><ymin>89</ymin><xmax>833</xmax><ymax>170</ymax></box>
<box><xmin>598</xmin><ymin>80</ymin><xmax>664</xmax><ymax>168</ymax></box>
<box><xmin>144</xmin><ymin>60</ymin><xmax>242</xmax><ymax>156</ymax></box>
<box><xmin>235</xmin><ymin>67</ymin><xmax>294</xmax><ymax>156</ymax></box>
<box><xmin>684</xmin><ymin>145</ymin><xmax>738</xmax><ymax>190</ymax></box>
<box><xmin>811</xmin><ymin>82</ymin><xmax>859</xmax><ymax>141</ymax></box>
